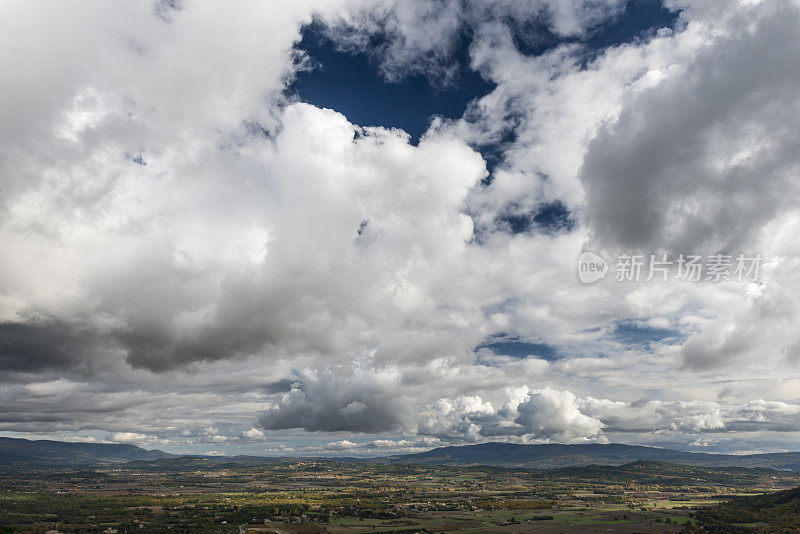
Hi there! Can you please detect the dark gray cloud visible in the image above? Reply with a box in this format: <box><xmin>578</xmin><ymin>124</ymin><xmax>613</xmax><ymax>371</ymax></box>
<box><xmin>258</xmin><ymin>369</ymin><xmax>412</xmax><ymax>433</ymax></box>
<box><xmin>0</xmin><ymin>319</ymin><xmax>110</xmax><ymax>374</ymax></box>
<box><xmin>581</xmin><ymin>1</ymin><xmax>800</xmax><ymax>254</ymax></box>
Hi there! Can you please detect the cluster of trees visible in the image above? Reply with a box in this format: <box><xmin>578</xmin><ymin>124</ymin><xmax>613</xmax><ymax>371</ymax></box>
<box><xmin>691</xmin><ymin>486</ymin><xmax>800</xmax><ymax>533</ymax></box>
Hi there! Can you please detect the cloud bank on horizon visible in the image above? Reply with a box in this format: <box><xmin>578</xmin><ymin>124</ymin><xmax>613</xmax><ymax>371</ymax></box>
<box><xmin>2</xmin><ymin>0</ymin><xmax>800</xmax><ymax>456</ymax></box>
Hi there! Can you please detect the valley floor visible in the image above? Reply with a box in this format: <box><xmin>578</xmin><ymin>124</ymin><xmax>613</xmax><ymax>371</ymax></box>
<box><xmin>0</xmin><ymin>459</ymin><xmax>796</xmax><ymax>533</ymax></box>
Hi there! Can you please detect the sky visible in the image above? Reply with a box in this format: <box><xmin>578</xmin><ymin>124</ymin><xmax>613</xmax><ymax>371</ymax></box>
<box><xmin>1</xmin><ymin>0</ymin><xmax>800</xmax><ymax>457</ymax></box>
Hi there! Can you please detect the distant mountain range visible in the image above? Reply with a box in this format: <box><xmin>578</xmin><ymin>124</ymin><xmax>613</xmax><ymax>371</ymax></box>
<box><xmin>377</xmin><ymin>442</ymin><xmax>800</xmax><ymax>470</ymax></box>
<box><xmin>5</xmin><ymin>438</ymin><xmax>800</xmax><ymax>471</ymax></box>
<box><xmin>0</xmin><ymin>437</ymin><xmax>172</xmax><ymax>465</ymax></box>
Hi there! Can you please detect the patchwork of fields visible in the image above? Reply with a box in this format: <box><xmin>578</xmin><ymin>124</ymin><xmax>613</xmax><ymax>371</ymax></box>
<box><xmin>1</xmin><ymin>459</ymin><xmax>796</xmax><ymax>532</ymax></box>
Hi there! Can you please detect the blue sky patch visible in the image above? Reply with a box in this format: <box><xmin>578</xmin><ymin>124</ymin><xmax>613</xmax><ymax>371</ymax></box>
<box><xmin>611</xmin><ymin>320</ymin><xmax>683</xmax><ymax>347</ymax></box>
<box><xmin>290</xmin><ymin>21</ymin><xmax>494</xmax><ymax>143</ymax></box>
<box><xmin>509</xmin><ymin>0</ymin><xmax>680</xmax><ymax>58</ymax></box>
<box><xmin>494</xmin><ymin>201</ymin><xmax>576</xmax><ymax>235</ymax></box>
<box><xmin>477</xmin><ymin>335</ymin><xmax>563</xmax><ymax>361</ymax></box>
